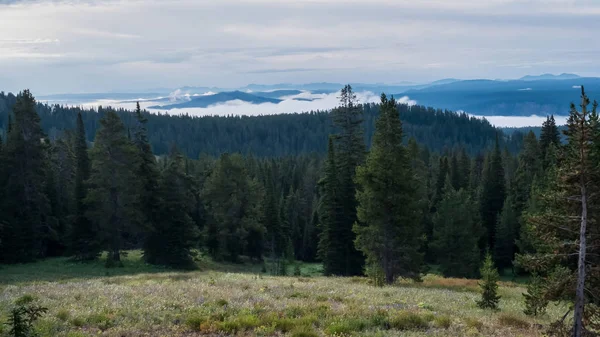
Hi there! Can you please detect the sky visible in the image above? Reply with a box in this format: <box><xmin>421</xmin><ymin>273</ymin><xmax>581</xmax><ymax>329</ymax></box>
<box><xmin>1</xmin><ymin>0</ymin><xmax>600</xmax><ymax>95</ymax></box>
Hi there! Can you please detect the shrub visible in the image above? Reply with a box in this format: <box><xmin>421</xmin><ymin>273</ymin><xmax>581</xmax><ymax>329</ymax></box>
<box><xmin>185</xmin><ymin>314</ymin><xmax>207</xmax><ymax>331</ymax></box>
<box><xmin>434</xmin><ymin>315</ymin><xmax>452</xmax><ymax>329</ymax></box>
<box><xmin>6</xmin><ymin>296</ymin><xmax>47</xmax><ymax>337</ymax></box>
<box><xmin>464</xmin><ymin>317</ymin><xmax>483</xmax><ymax>331</ymax></box>
<box><xmin>325</xmin><ymin>317</ymin><xmax>369</xmax><ymax>335</ymax></box>
<box><xmin>389</xmin><ymin>312</ymin><xmax>429</xmax><ymax>331</ymax></box>
<box><xmin>291</xmin><ymin>326</ymin><xmax>320</xmax><ymax>337</ymax></box>
<box><xmin>56</xmin><ymin>309</ymin><xmax>70</xmax><ymax>321</ymax></box>
<box><xmin>70</xmin><ymin>316</ymin><xmax>85</xmax><ymax>327</ymax></box>
<box><xmin>498</xmin><ymin>313</ymin><xmax>530</xmax><ymax>329</ymax></box>
<box><xmin>86</xmin><ymin>312</ymin><xmax>113</xmax><ymax>331</ymax></box>
<box><xmin>294</xmin><ymin>264</ymin><xmax>302</xmax><ymax>276</ymax></box>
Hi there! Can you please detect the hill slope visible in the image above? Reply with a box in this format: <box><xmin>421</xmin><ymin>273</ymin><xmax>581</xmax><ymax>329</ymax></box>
<box><xmin>0</xmin><ymin>91</ymin><xmax>519</xmax><ymax>158</ymax></box>
<box><xmin>0</xmin><ymin>251</ymin><xmax>564</xmax><ymax>337</ymax></box>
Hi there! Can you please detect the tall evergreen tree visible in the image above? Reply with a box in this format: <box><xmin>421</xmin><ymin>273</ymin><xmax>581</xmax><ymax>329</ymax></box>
<box><xmin>132</xmin><ymin>102</ymin><xmax>162</xmax><ymax>258</ymax></box>
<box><xmin>202</xmin><ymin>153</ymin><xmax>263</xmax><ymax>262</ymax></box>
<box><xmin>431</xmin><ymin>177</ymin><xmax>480</xmax><ymax>278</ymax></box>
<box><xmin>145</xmin><ymin>149</ymin><xmax>199</xmax><ymax>268</ymax></box>
<box><xmin>517</xmin><ymin>88</ymin><xmax>600</xmax><ymax>334</ymax></box>
<box><xmin>354</xmin><ymin>94</ymin><xmax>422</xmax><ymax>284</ymax></box>
<box><xmin>539</xmin><ymin>115</ymin><xmax>561</xmax><ymax>168</ymax></box>
<box><xmin>330</xmin><ymin>85</ymin><xmax>366</xmax><ymax>275</ymax></box>
<box><xmin>86</xmin><ymin>111</ymin><xmax>139</xmax><ymax>267</ymax></box>
<box><xmin>0</xmin><ymin>90</ymin><xmax>51</xmax><ymax>263</ymax></box>
<box><xmin>69</xmin><ymin>112</ymin><xmax>100</xmax><ymax>260</ymax></box>
<box><xmin>494</xmin><ymin>196</ymin><xmax>519</xmax><ymax>273</ymax></box>
<box><xmin>479</xmin><ymin>135</ymin><xmax>506</xmax><ymax>252</ymax></box>
<box><xmin>317</xmin><ymin>137</ymin><xmax>344</xmax><ymax>275</ymax></box>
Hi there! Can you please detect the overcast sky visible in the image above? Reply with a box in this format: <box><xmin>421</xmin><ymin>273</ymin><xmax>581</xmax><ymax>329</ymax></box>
<box><xmin>1</xmin><ymin>0</ymin><xmax>599</xmax><ymax>94</ymax></box>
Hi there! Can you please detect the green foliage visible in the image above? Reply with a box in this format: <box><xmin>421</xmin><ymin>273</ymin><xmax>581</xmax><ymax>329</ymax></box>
<box><xmin>201</xmin><ymin>153</ymin><xmax>264</xmax><ymax>262</ymax></box>
<box><xmin>145</xmin><ymin>150</ymin><xmax>199</xmax><ymax>268</ymax></box>
<box><xmin>477</xmin><ymin>252</ymin><xmax>501</xmax><ymax>310</ymax></box>
<box><xmin>0</xmin><ymin>90</ymin><xmax>52</xmax><ymax>263</ymax></box>
<box><xmin>523</xmin><ymin>273</ymin><xmax>548</xmax><ymax>316</ymax></box>
<box><xmin>354</xmin><ymin>94</ymin><xmax>423</xmax><ymax>284</ymax></box>
<box><xmin>494</xmin><ymin>196</ymin><xmax>519</xmax><ymax>272</ymax></box>
<box><xmin>4</xmin><ymin>296</ymin><xmax>47</xmax><ymax>337</ymax></box>
<box><xmin>431</xmin><ymin>177</ymin><xmax>480</xmax><ymax>278</ymax></box>
<box><xmin>320</xmin><ymin>85</ymin><xmax>366</xmax><ymax>276</ymax></box>
<box><xmin>388</xmin><ymin>311</ymin><xmax>430</xmax><ymax>330</ymax></box>
<box><xmin>86</xmin><ymin>111</ymin><xmax>141</xmax><ymax>267</ymax></box>
<box><xmin>69</xmin><ymin>112</ymin><xmax>100</xmax><ymax>261</ymax></box>
<box><xmin>497</xmin><ymin>313</ymin><xmax>530</xmax><ymax>329</ymax></box>
<box><xmin>479</xmin><ymin>135</ymin><xmax>506</xmax><ymax>253</ymax></box>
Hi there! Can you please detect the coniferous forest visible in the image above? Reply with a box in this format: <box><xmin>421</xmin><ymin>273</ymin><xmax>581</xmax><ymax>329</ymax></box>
<box><xmin>0</xmin><ymin>85</ymin><xmax>598</xmax><ymax>335</ymax></box>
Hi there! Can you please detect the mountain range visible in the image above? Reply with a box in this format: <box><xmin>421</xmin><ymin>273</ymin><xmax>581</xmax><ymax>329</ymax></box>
<box><xmin>35</xmin><ymin>74</ymin><xmax>600</xmax><ymax>117</ymax></box>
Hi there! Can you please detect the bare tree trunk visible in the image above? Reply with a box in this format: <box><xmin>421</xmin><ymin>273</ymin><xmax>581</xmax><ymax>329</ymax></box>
<box><xmin>573</xmin><ymin>182</ymin><xmax>587</xmax><ymax>337</ymax></box>
<box><xmin>573</xmin><ymin>95</ymin><xmax>589</xmax><ymax>337</ymax></box>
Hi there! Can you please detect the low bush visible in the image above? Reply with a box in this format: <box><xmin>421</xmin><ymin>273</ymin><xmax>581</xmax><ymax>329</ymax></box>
<box><xmin>389</xmin><ymin>311</ymin><xmax>430</xmax><ymax>331</ymax></box>
<box><xmin>498</xmin><ymin>313</ymin><xmax>530</xmax><ymax>329</ymax></box>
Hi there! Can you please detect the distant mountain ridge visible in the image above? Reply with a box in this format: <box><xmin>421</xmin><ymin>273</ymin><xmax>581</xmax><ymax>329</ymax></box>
<box><xmin>519</xmin><ymin>73</ymin><xmax>581</xmax><ymax>81</ymax></box>
<box><xmin>148</xmin><ymin>91</ymin><xmax>282</xmax><ymax>110</ymax></box>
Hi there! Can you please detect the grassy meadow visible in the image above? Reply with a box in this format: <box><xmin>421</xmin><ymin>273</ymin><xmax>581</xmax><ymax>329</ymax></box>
<box><xmin>0</xmin><ymin>251</ymin><xmax>564</xmax><ymax>337</ymax></box>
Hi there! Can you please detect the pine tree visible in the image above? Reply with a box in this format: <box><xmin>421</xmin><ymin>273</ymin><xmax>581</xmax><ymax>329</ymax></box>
<box><xmin>523</xmin><ymin>273</ymin><xmax>548</xmax><ymax>316</ymax></box>
<box><xmin>479</xmin><ymin>135</ymin><xmax>506</xmax><ymax>252</ymax></box>
<box><xmin>145</xmin><ymin>149</ymin><xmax>199</xmax><ymax>268</ymax></box>
<box><xmin>86</xmin><ymin>110</ymin><xmax>139</xmax><ymax>267</ymax></box>
<box><xmin>494</xmin><ymin>196</ymin><xmax>518</xmax><ymax>273</ymax></box>
<box><xmin>132</xmin><ymin>103</ymin><xmax>162</xmax><ymax>260</ymax></box>
<box><xmin>0</xmin><ymin>90</ymin><xmax>51</xmax><ymax>263</ymax></box>
<box><xmin>202</xmin><ymin>153</ymin><xmax>263</xmax><ymax>262</ymax></box>
<box><xmin>431</xmin><ymin>177</ymin><xmax>480</xmax><ymax>278</ymax></box>
<box><xmin>330</xmin><ymin>85</ymin><xmax>365</xmax><ymax>275</ymax></box>
<box><xmin>517</xmin><ymin>87</ymin><xmax>600</xmax><ymax>334</ymax></box>
<box><xmin>317</xmin><ymin>137</ymin><xmax>344</xmax><ymax>275</ymax></box>
<box><xmin>354</xmin><ymin>94</ymin><xmax>423</xmax><ymax>284</ymax></box>
<box><xmin>477</xmin><ymin>252</ymin><xmax>501</xmax><ymax>310</ymax></box>
<box><xmin>69</xmin><ymin>112</ymin><xmax>100</xmax><ymax>261</ymax></box>
<box><xmin>539</xmin><ymin>115</ymin><xmax>560</xmax><ymax>168</ymax></box>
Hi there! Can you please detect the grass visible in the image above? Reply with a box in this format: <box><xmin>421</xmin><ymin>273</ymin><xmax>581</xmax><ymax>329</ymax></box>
<box><xmin>0</xmin><ymin>250</ymin><xmax>564</xmax><ymax>336</ymax></box>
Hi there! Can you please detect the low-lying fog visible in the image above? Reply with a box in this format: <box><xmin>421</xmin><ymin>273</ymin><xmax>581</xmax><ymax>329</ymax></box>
<box><xmin>40</xmin><ymin>91</ymin><xmax>566</xmax><ymax>128</ymax></box>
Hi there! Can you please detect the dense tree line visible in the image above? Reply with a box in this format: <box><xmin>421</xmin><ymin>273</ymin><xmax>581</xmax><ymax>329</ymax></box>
<box><xmin>0</xmin><ymin>86</ymin><xmax>596</xmax><ymax>334</ymax></box>
<box><xmin>0</xmin><ymin>91</ymin><xmax>522</xmax><ymax>159</ymax></box>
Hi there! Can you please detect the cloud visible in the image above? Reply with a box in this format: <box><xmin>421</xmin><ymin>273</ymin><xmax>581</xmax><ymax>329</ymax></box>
<box><xmin>71</xmin><ymin>90</ymin><xmax>383</xmax><ymax>117</ymax></box>
<box><xmin>1</xmin><ymin>0</ymin><xmax>600</xmax><ymax>94</ymax></box>
<box><xmin>473</xmin><ymin>114</ymin><xmax>568</xmax><ymax>128</ymax></box>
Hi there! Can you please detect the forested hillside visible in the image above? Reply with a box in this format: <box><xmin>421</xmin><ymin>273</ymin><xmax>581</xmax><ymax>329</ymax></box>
<box><xmin>0</xmin><ymin>86</ymin><xmax>597</xmax><ymax>334</ymax></box>
<box><xmin>0</xmin><ymin>91</ymin><xmax>520</xmax><ymax>158</ymax></box>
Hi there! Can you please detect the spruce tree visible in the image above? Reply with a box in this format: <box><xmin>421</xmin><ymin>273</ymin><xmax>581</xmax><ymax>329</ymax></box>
<box><xmin>317</xmin><ymin>137</ymin><xmax>344</xmax><ymax>275</ymax></box>
<box><xmin>517</xmin><ymin>87</ymin><xmax>600</xmax><ymax>334</ymax></box>
<box><xmin>354</xmin><ymin>94</ymin><xmax>422</xmax><ymax>284</ymax></box>
<box><xmin>523</xmin><ymin>273</ymin><xmax>548</xmax><ymax>316</ymax></box>
<box><xmin>494</xmin><ymin>196</ymin><xmax>518</xmax><ymax>273</ymax></box>
<box><xmin>202</xmin><ymin>153</ymin><xmax>263</xmax><ymax>262</ymax></box>
<box><xmin>539</xmin><ymin>115</ymin><xmax>560</xmax><ymax>168</ymax></box>
<box><xmin>477</xmin><ymin>252</ymin><xmax>501</xmax><ymax>310</ymax></box>
<box><xmin>330</xmin><ymin>85</ymin><xmax>365</xmax><ymax>275</ymax></box>
<box><xmin>0</xmin><ymin>90</ymin><xmax>51</xmax><ymax>263</ymax></box>
<box><xmin>86</xmin><ymin>110</ymin><xmax>139</xmax><ymax>267</ymax></box>
<box><xmin>431</xmin><ymin>177</ymin><xmax>480</xmax><ymax>278</ymax></box>
<box><xmin>479</xmin><ymin>135</ymin><xmax>506</xmax><ymax>252</ymax></box>
<box><xmin>146</xmin><ymin>149</ymin><xmax>199</xmax><ymax>268</ymax></box>
<box><xmin>69</xmin><ymin>112</ymin><xmax>100</xmax><ymax>261</ymax></box>
<box><xmin>132</xmin><ymin>103</ymin><xmax>162</xmax><ymax>260</ymax></box>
